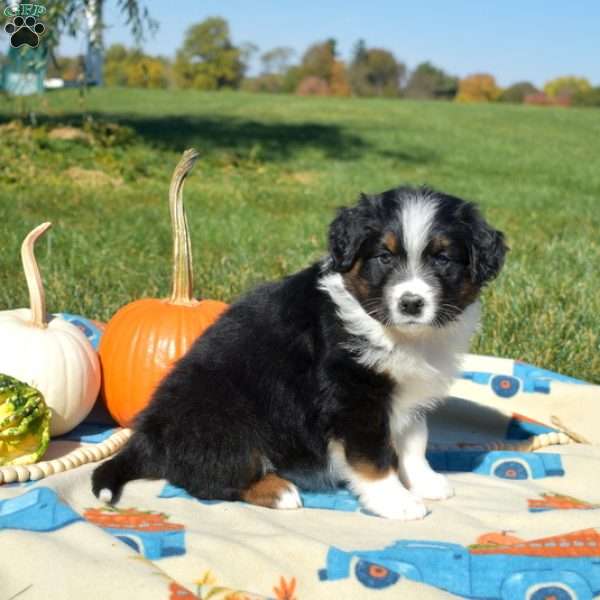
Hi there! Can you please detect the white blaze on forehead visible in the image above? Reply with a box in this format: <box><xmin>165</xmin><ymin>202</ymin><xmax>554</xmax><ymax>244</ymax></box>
<box><xmin>401</xmin><ymin>196</ymin><xmax>437</xmax><ymax>270</ymax></box>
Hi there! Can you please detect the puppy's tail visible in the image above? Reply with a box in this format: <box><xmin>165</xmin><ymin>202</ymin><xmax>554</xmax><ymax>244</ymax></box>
<box><xmin>91</xmin><ymin>437</ymin><xmax>147</xmax><ymax>504</ymax></box>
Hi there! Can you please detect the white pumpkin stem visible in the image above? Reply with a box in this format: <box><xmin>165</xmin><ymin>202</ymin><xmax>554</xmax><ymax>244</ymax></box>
<box><xmin>21</xmin><ymin>222</ymin><xmax>52</xmax><ymax>328</ymax></box>
<box><xmin>169</xmin><ymin>148</ymin><xmax>200</xmax><ymax>306</ymax></box>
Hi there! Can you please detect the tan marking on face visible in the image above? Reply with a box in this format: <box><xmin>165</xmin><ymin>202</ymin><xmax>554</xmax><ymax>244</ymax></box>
<box><xmin>383</xmin><ymin>232</ymin><xmax>398</xmax><ymax>253</ymax></box>
<box><xmin>428</xmin><ymin>235</ymin><xmax>452</xmax><ymax>255</ymax></box>
<box><xmin>241</xmin><ymin>473</ymin><xmax>295</xmax><ymax>508</ymax></box>
<box><xmin>458</xmin><ymin>276</ymin><xmax>480</xmax><ymax>307</ymax></box>
<box><xmin>342</xmin><ymin>258</ymin><xmax>370</xmax><ymax>301</ymax></box>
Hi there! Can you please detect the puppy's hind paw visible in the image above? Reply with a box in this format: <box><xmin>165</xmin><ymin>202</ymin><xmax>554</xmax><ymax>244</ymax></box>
<box><xmin>274</xmin><ymin>484</ymin><xmax>303</xmax><ymax>510</ymax></box>
<box><xmin>242</xmin><ymin>473</ymin><xmax>303</xmax><ymax>510</ymax></box>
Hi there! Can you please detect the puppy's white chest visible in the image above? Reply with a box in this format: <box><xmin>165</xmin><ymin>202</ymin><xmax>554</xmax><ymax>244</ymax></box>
<box><xmin>383</xmin><ymin>344</ymin><xmax>456</xmax><ymax>429</ymax></box>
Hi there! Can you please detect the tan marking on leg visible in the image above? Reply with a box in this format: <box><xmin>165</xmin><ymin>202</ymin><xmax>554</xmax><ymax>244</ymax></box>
<box><xmin>241</xmin><ymin>473</ymin><xmax>299</xmax><ymax>508</ymax></box>
<box><xmin>350</xmin><ymin>460</ymin><xmax>394</xmax><ymax>481</ymax></box>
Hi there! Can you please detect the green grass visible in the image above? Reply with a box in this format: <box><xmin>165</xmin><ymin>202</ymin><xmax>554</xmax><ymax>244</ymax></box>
<box><xmin>1</xmin><ymin>88</ymin><xmax>599</xmax><ymax>382</ymax></box>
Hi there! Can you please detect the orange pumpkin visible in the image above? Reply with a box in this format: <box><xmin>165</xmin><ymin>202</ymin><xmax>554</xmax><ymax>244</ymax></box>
<box><xmin>99</xmin><ymin>149</ymin><xmax>228</xmax><ymax>426</ymax></box>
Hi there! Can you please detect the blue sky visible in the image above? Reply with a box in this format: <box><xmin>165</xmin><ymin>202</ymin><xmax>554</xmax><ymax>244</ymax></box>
<box><xmin>5</xmin><ymin>1</ymin><xmax>600</xmax><ymax>86</ymax></box>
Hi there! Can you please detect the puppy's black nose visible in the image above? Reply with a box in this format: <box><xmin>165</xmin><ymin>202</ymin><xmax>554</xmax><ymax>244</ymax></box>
<box><xmin>399</xmin><ymin>293</ymin><xmax>425</xmax><ymax>316</ymax></box>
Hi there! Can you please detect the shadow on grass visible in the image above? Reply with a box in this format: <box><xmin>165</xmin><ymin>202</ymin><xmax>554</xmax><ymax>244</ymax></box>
<box><xmin>0</xmin><ymin>111</ymin><xmax>437</xmax><ymax>165</ymax></box>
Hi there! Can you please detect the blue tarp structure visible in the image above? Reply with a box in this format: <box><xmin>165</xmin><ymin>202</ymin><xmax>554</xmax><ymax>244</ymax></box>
<box><xmin>1</xmin><ymin>44</ymin><xmax>47</xmax><ymax>95</ymax></box>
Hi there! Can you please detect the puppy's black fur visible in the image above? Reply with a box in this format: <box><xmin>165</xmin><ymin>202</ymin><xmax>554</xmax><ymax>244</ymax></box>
<box><xmin>92</xmin><ymin>186</ymin><xmax>506</xmax><ymax>506</ymax></box>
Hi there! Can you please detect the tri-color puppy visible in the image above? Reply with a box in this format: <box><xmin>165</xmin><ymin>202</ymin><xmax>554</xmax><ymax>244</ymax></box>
<box><xmin>92</xmin><ymin>186</ymin><xmax>507</xmax><ymax>520</ymax></box>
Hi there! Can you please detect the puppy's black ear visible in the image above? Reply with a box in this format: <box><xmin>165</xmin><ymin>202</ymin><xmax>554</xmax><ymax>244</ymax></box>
<box><xmin>467</xmin><ymin>206</ymin><xmax>508</xmax><ymax>285</ymax></box>
<box><xmin>328</xmin><ymin>204</ymin><xmax>370</xmax><ymax>272</ymax></box>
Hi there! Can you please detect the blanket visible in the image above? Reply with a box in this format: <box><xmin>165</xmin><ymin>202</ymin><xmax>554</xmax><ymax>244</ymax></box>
<box><xmin>1</xmin><ymin>354</ymin><xmax>599</xmax><ymax>600</ymax></box>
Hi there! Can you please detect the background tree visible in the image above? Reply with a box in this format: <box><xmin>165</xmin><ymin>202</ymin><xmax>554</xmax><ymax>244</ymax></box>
<box><xmin>349</xmin><ymin>42</ymin><xmax>404</xmax><ymax>97</ymax></box>
<box><xmin>330</xmin><ymin>60</ymin><xmax>351</xmax><ymax>96</ymax></box>
<box><xmin>40</xmin><ymin>0</ymin><xmax>156</xmax><ymax>49</ymax></box>
<box><xmin>544</xmin><ymin>76</ymin><xmax>591</xmax><ymax>100</ymax></box>
<box><xmin>498</xmin><ymin>81</ymin><xmax>539</xmax><ymax>103</ymax></box>
<box><xmin>403</xmin><ymin>61</ymin><xmax>458</xmax><ymax>99</ymax></box>
<box><xmin>47</xmin><ymin>54</ymin><xmax>85</xmax><ymax>81</ymax></box>
<box><xmin>260</xmin><ymin>47</ymin><xmax>295</xmax><ymax>76</ymax></box>
<box><xmin>571</xmin><ymin>87</ymin><xmax>600</xmax><ymax>107</ymax></box>
<box><xmin>174</xmin><ymin>17</ymin><xmax>244</xmax><ymax>90</ymax></box>
<box><xmin>124</xmin><ymin>55</ymin><xmax>169</xmax><ymax>88</ymax></box>
<box><xmin>295</xmin><ymin>39</ymin><xmax>342</xmax><ymax>95</ymax></box>
<box><xmin>239</xmin><ymin>42</ymin><xmax>259</xmax><ymax>77</ymax></box>
<box><xmin>456</xmin><ymin>73</ymin><xmax>501</xmax><ymax>103</ymax></box>
<box><xmin>299</xmin><ymin>40</ymin><xmax>336</xmax><ymax>82</ymax></box>
<box><xmin>281</xmin><ymin>65</ymin><xmax>303</xmax><ymax>93</ymax></box>
<box><xmin>242</xmin><ymin>46</ymin><xmax>296</xmax><ymax>94</ymax></box>
<box><xmin>103</xmin><ymin>44</ymin><xmax>168</xmax><ymax>88</ymax></box>
<box><xmin>103</xmin><ymin>44</ymin><xmax>129</xmax><ymax>86</ymax></box>
<box><xmin>39</xmin><ymin>0</ymin><xmax>156</xmax><ymax>86</ymax></box>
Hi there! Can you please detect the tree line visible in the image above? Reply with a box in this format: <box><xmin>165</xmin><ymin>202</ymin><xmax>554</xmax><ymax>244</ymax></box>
<box><xmin>47</xmin><ymin>16</ymin><xmax>600</xmax><ymax>107</ymax></box>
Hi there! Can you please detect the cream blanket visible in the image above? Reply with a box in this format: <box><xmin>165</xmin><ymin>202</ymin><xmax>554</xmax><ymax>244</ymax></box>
<box><xmin>2</xmin><ymin>354</ymin><xmax>599</xmax><ymax>600</ymax></box>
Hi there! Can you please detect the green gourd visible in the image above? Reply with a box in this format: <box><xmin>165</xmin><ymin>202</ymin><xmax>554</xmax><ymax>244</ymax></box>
<box><xmin>0</xmin><ymin>373</ymin><xmax>51</xmax><ymax>466</ymax></box>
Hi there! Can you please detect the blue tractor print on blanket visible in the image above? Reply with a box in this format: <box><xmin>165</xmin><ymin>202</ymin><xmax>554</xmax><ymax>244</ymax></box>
<box><xmin>318</xmin><ymin>529</ymin><xmax>600</xmax><ymax>599</ymax></box>
<box><xmin>0</xmin><ymin>487</ymin><xmax>82</xmax><ymax>531</ymax></box>
<box><xmin>0</xmin><ymin>487</ymin><xmax>185</xmax><ymax>559</ymax></box>
<box><xmin>461</xmin><ymin>361</ymin><xmax>586</xmax><ymax>398</ymax></box>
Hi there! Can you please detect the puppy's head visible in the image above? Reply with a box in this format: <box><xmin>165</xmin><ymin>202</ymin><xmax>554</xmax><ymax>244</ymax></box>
<box><xmin>328</xmin><ymin>187</ymin><xmax>507</xmax><ymax>330</ymax></box>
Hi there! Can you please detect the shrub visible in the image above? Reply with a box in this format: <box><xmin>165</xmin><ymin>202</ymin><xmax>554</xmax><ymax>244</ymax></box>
<box><xmin>330</xmin><ymin>60</ymin><xmax>351</xmax><ymax>97</ymax></box>
<box><xmin>456</xmin><ymin>74</ymin><xmax>501</xmax><ymax>103</ymax></box>
<box><xmin>523</xmin><ymin>92</ymin><xmax>570</xmax><ymax>107</ymax></box>
<box><xmin>403</xmin><ymin>61</ymin><xmax>458</xmax><ymax>100</ymax></box>
<box><xmin>281</xmin><ymin>66</ymin><xmax>303</xmax><ymax>93</ymax></box>
<box><xmin>498</xmin><ymin>81</ymin><xmax>539</xmax><ymax>103</ymax></box>
<box><xmin>571</xmin><ymin>87</ymin><xmax>600</xmax><ymax>107</ymax></box>
<box><xmin>241</xmin><ymin>74</ymin><xmax>283</xmax><ymax>94</ymax></box>
<box><xmin>544</xmin><ymin>76</ymin><xmax>591</xmax><ymax>99</ymax></box>
<box><xmin>296</xmin><ymin>76</ymin><xmax>330</xmax><ymax>96</ymax></box>
<box><xmin>124</xmin><ymin>58</ymin><xmax>168</xmax><ymax>89</ymax></box>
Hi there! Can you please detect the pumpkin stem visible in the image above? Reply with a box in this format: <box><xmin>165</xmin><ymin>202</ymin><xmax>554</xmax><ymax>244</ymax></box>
<box><xmin>21</xmin><ymin>222</ymin><xmax>52</xmax><ymax>328</ymax></box>
<box><xmin>169</xmin><ymin>148</ymin><xmax>200</xmax><ymax>306</ymax></box>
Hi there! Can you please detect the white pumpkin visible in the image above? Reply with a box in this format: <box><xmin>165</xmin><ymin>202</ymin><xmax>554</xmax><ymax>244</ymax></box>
<box><xmin>0</xmin><ymin>223</ymin><xmax>101</xmax><ymax>436</ymax></box>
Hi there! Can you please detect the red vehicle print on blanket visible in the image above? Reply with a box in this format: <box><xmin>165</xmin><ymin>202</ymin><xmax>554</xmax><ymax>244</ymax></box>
<box><xmin>84</xmin><ymin>506</ymin><xmax>186</xmax><ymax>559</ymax></box>
<box><xmin>528</xmin><ymin>493</ymin><xmax>600</xmax><ymax>513</ymax></box>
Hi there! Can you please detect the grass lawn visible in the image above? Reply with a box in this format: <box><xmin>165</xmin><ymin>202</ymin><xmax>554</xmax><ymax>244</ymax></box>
<box><xmin>0</xmin><ymin>88</ymin><xmax>599</xmax><ymax>382</ymax></box>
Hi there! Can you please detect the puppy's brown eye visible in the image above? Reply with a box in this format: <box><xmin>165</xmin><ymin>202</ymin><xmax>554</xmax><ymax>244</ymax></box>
<box><xmin>376</xmin><ymin>252</ymin><xmax>392</xmax><ymax>265</ymax></box>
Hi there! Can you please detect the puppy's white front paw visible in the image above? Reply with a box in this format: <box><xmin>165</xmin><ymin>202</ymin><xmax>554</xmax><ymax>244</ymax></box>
<box><xmin>273</xmin><ymin>483</ymin><xmax>303</xmax><ymax>509</ymax></box>
<box><xmin>362</xmin><ymin>490</ymin><xmax>428</xmax><ymax>520</ymax></box>
<box><xmin>410</xmin><ymin>471</ymin><xmax>454</xmax><ymax>501</ymax></box>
